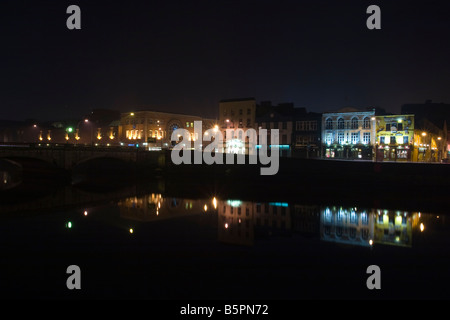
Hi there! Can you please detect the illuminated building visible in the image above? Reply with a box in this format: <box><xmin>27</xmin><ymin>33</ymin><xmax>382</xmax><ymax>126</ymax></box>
<box><xmin>375</xmin><ymin>114</ymin><xmax>414</xmax><ymax>161</ymax></box>
<box><xmin>402</xmin><ymin>100</ymin><xmax>449</xmax><ymax>161</ymax></box>
<box><xmin>119</xmin><ymin>110</ymin><xmax>216</xmax><ymax>150</ymax></box>
<box><xmin>321</xmin><ymin>107</ymin><xmax>376</xmax><ymax>160</ymax></box>
<box><xmin>411</xmin><ymin>118</ymin><xmax>446</xmax><ymax>162</ymax></box>
<box><xmin>218</xmin><ymin>98</ymin><xmax>257</xmax><ymax>154</ymax></box>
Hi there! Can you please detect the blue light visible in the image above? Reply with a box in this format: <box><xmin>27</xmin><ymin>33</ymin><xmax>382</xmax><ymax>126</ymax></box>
<box><xmin>269</xmin><ymin>202</ymin><xmax>289</xmax><ymax>207</ymax></box>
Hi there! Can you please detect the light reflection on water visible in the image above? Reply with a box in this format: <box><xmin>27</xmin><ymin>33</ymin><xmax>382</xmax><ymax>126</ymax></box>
<box><xmin>1</xmin><ymin>189</ymin><xmax>448</xmax><ymax>299</ymax></box>
<box><xmin>114</xmin><ymin>193</ymin><xmax>436</xmax><ymax>249</ymax></box>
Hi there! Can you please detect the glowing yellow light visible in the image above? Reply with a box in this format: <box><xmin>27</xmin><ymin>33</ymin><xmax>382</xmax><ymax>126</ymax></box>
<box><xmin>213</xmin><ymin>125</ymin><xmax>219</xmax><ymax>132</ymax></box>
<box><xmin>369</xmin><ymin>239</ymin><xmax>373</xmax><ymax>246</ymax></box>
<box><xmin>438</xmin><ymin>137</ymin><xmax>442</xmax><ymax>140</ymax></box>
<box><xmin>129</xmin><ymin>228</ymin><xmax>134</xmax><ymax>234</ymax></box>
<box><xmin>421</xmin><ymin>132</ymin><xmax>427</xmax><ymax>136</ymax></box>
<box><xmin>204</xmin><ymin>204</ymin><xmax>208</xmax><ymax>212</ymax></box>
<box><xmin>420</xmin><ymin>223</ymin><xmax>424</xmax><ymax>232</ymax></box>
<box><xmin>212</xmin><ymin>197</ymin><xmax>217</xmax><ymax>209</ymax></box>
<box><xmin>130</xmin><ymin>113</ymin><xmax>134</xmax><ymax>116</ymax></box>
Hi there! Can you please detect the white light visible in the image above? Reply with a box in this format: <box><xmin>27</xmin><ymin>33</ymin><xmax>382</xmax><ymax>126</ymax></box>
<box><xmin>224</xmin><ymin>223</ymin><xmax>228</xmax><ymax>229</ymax></box>
<box><xmin>83</xmin><ymin>210</ymin><xmax>88</xmax><ymax>216</ymax></box>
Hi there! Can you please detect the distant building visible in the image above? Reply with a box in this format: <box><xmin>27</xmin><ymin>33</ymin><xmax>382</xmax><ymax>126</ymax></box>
<box><xmin>321</xmin><ymin>107</ymin><xmax>376</xmax><ymax>160</ymax></box>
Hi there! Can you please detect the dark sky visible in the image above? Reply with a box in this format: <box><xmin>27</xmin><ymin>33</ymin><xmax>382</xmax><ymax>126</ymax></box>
<box><xmin>1</xmin><ymin>0</ymin><xmax>450</xmax><ymax>121</ymax></box>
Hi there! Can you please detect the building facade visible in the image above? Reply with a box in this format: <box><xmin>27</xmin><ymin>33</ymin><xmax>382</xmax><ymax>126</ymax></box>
<box><xmin>375</xmin><ymin>114</ymin><xmax>415</xmax><ymax>162</ymax></box>
<box><xmin>322</xmin><ymin>108</ymin><xmax>376</xmax><ymax>160</ymax></box>
<box><xmin>255</xmin><ymin>111</ymin><xmax>293</xmax><ymax>157</ymax></box>
<box><xmin>119</xmin><ymin>110</ymin><xmax>216</xmax><ymax>150</ymax></box>
<box><xmin>218</xmin><ymin>98</ymin><xmax>257</xmax><ymax>154</ymax></box>
<box><xmin>293</xmin><ymin>112</ymin><xmax>322</xmax><ymax>158</ymax></box>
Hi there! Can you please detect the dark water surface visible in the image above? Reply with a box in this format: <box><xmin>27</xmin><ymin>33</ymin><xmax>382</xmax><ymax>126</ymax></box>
<box><xmin>1</xmin><ymin>182</ymin><xmax>450</xmax><ymax>300</ymax></box>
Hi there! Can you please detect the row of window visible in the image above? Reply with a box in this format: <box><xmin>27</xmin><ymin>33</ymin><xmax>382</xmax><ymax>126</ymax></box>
<box><xmin>258</xmin><ymin>121</ymin><xmax>288</xmax><ymax>130</ymax></box>
<box><xmin>126</xmin><ymin>129</ymin><xmax>167</xmax><ymax>139</ymax></box>
<box><xmin>326</xmin><ymin>132</ymin><xmax>371</xmax><ymax>145</ymax></box>
<box><xmin>325</xmin><ymin>117</ymin><xmax>372</xmax><ymax>130</ymax></box>
<box><xmin>295</xmin><ymin>135</ymin><xmax>317</xmax><ymax>144</ymax></box>
<box><xmin>384</xmin><ymin>123</ymin><xmax>408</xmax><ymax>132</ymax></box>
<box><xmin>223</xmin><ymin>108</ymin><xmax>252</xmax><ymax>116</ymax></box>
<box><xmin>296</xmin><ymin>121</ymin><xmax>318</xmax><ymax>131</ymax></box>
<box><xmin>125</xmin><ymin>118</ymin><xmax>165</xmax><ymax>125</ymax></box>
<box><xmin>379</xmin><ymin>136</ymin><xmax>409</xmax><ymax>144</ymax></box>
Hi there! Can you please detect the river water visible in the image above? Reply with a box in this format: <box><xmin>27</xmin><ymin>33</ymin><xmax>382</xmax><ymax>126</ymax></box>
<box><xmin>1</xmin><ymin>182</ymin><xmax>449</xmax><ymax>300</ymax></box>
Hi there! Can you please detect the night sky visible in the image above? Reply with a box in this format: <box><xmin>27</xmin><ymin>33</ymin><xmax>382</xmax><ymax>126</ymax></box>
<box><xmin>1</xmin><ymin>0</ymin><xmax>450</xmax><ymax>121</ymax></box>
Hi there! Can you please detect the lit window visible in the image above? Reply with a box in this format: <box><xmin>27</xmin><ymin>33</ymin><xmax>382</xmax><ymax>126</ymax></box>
<box><xmin>363</xmin><ymin>132</ymin><xmax>371</xmax><ymax>144</ymax></box>
<box><xmin>403</xmin><ymin>136</ymin><xmax>408</xmax><ymax>144</ymax></box>
<box><xmin>338</xmin><ymin>132</ymin><xmax>345</xmax><ymax>144</ymax></box>
<box><xmin>351</xmin><ymin>132</ymin><xmax>359</xmax><ymax>144</ymax></box>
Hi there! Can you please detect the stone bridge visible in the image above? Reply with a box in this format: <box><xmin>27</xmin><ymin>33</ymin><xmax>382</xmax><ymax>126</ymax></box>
<box><xmin>0</xmin><ymin>144</ymin><xmax>166</xmax><ymax>170</ymax></box>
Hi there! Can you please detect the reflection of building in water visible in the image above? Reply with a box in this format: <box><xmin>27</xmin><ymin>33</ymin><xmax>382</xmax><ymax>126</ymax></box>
<box><xmin>292</xmin><ymin>205</ymin><xmax>320</xmax><ymax>237</ymax></box>
<box><xmin>320</xmin><ymin>206</ymin><xmax>375</xmax><ymax>247</ymax></box>
<box><xmin>217</xmin><ymin>200</ymin><xmax>291</xmax><ymax>246</ymax></box>
<box><xmin>320</xmin><ymin>206</ymin><xmax>416</xmax><ymax>248</ymax></box>
<box><xmin>118</xmin><ymin>194</ymin><xmax>210</xmax><ymax>222</ymax></box>
<box><xmin>218</xmin><ymin>200</ymin><xmax>254</xmax><ymax>246</ymax></box>
<box><xmin>374</xmin><ymin>209</ymin><xmax>413</xmax><ymax>247</ymax></box>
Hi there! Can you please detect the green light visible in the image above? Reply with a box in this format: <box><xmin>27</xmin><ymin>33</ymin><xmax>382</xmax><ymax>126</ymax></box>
<box><xmin>67</xmin><ymin>127</ymin><xmax>73</xmax><ymax>133</ymax></box>
<box><xmin>66</xmin><ymin>221</ymin><xmax>72</xmax><ymax>228</ymax></box>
